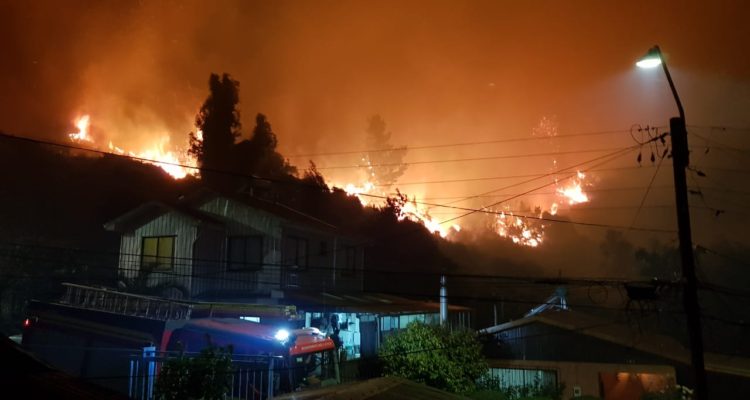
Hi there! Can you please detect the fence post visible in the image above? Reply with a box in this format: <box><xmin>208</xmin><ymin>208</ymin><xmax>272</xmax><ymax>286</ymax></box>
<box><xmin>128</xmin><ymin>359</ymin><xmax>135</xmax><ymax>399</ymax></box>
<box><xmin>267</xmin><ymin>357</ymin><xmax>275</xmax><ymax>399</ymax></box>
<box><xmin>143</xmin><ymin>346</ymin><xmax>157</xmax><ymax>400</ymax></box>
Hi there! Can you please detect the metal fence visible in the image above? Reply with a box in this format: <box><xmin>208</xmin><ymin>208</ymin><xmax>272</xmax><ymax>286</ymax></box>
<box><xmin>128</xmin><ymin>347</ymin><xmax>278</xmax><ymax>400</ymax></box>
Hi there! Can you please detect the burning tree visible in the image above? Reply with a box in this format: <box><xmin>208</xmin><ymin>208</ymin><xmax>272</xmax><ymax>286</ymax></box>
<box><xmin>362</xmin><ymin>114</ymin><xmax>408</xmax><ymax>188</ymax></box>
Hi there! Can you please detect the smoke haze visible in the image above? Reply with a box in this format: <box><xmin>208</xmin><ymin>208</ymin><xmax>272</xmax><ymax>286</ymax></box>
<box><xmin>2</xmin><ymin>0</ymin><xmax>749</xmax><ymax>254</ymax></box>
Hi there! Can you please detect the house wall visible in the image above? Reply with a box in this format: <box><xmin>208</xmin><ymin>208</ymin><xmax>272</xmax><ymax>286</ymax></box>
<box><xmin>118</xmin><ymin>196</ymin><xmax>365</xmax><ymax>300</ymax></box>
<box><xmin>486</xmin><ymin>359</ymin><xmax>676</xmax><ymax>399</ymax></box>
<box><xmin>199</xmin><ymin>197</ymin><xmax>284</xmax><ymax>296</ymax></box>
<box><xmin>118</xmin><ymin>212</ymin><xmax>197</xmax><ymax>297</ymax></box>
<box><xmin>200</xmin><ymin>197</ymin><xmax>364</xmax><ymax>294</ymax></box>
<box><xmin>280</xmin><ymin>227</ymin><xmax>364</xmax><ymax>293</ymax></box>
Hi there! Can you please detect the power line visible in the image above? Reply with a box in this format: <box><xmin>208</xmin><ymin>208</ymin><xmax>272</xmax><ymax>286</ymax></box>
<box><xmin>64</xmin><ymin>126</ymin><xmax>675</xmax><ymax>233</ymax></box>
<box><xmin>0</xmin><ymin>240</ymin><xmax>660</xmax><ymax>287</ymax></box>
<box><xmin>440</xmin><ymin>144</ymin><xmax>648</xmax><ymax>208</ymax></box>
<box><xmin>381</xmin><ymin>165</ymin><xmax>671</xmax><ymax>187</ymax></box>
<box><xmin>629</xmin><ymin>155</ymin><xmax>667</xmax><ymax>229</ymax></box>
<box><xmin>688</xmin><ymin>125</ymin><xmax>750</xmax><ymax>134</ymax></box>
<box><xmin>312</xmin><ymin>147</ymin><xmax>631</xmax><ymax>170</ymax></box>
<box><xmin>420</xmin><ymin>186</ymin><xmax>675</xmax><ymax>201</ymax></box>
<box><xmin>284</xmin><ymin>128</ymin><xmax>633</xmax><ymax>158</ymax></box>
<box><xmin>0</xmin><ymin>130</ymin><xmax>675</xmax><ymax>264</ymax></box>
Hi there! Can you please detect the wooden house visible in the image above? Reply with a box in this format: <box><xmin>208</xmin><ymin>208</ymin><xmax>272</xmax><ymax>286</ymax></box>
<box><xmin>480</xmin><ymin>309</ymin><xmax>750</xmax><ymax>399</ymax></box>
<box><xmin>104</xmin><ymin>190</ymin><xmax>364</xmax><ymax>301</ymax></box>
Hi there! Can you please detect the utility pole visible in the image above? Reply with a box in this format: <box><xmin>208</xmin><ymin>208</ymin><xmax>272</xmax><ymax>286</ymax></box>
<box><xmin>670</xmin><ymin>116</ymin><xmax>708</xmax><ymax>400</ymax></box>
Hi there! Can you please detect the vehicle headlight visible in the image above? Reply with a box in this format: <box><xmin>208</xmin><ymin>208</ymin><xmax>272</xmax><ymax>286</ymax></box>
<box><xmin>274</xmin><ymin>329</ymin><xmax>290</xmax><ymax>342</ymax></box>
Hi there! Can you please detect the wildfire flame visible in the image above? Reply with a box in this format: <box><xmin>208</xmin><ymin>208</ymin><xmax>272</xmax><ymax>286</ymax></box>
<box><xmin>494</xmin><ymin>170</ymin><xmax>591</xmax><ymax>247</ymax></box>
<box><xmin>497</xmin><ymin>210</ymin><xmax>544</xmax><ymax>247</ymax></box>
<box><xmin>68</xmin><ymin>115</ymin><xmax>92</xmax><ymax>142</ymax></box>
<box><xmin>397</xmin><ymin>199</ymin><xmax>459</xmax><ymax>239</ymax></box>
<box><xmin>67</xmin><ymin>114</ymin><xmax>198</xmax><ymax>179</ymax></box>
<box><xmin>335</xmin><ymin>180</ymin><xmax>460</xmax><ymax>239</ymax></box>
<box><xmin>557</xmin><ymin>171</ymin><xmax>589</xmax><ymax>205</ymax></box>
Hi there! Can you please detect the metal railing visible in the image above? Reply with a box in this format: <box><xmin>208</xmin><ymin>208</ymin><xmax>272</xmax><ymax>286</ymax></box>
<box><xmin>127</xmin><ymin>347</ymin><xmax>278</xmax><ymax>400</ymax></box>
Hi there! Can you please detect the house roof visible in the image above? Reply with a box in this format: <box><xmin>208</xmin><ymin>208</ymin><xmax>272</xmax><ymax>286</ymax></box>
<box><xmin>274</xmin><ymin>376</ymin><xmax>468</xmax><ymax>400</ymax></box>
<box><xmin>187</xmin><ymin>188</ymin><xmax>338</xmax><ymax>234</ymax></box>
<box><xmin>103</xmin><ymin>200</ymin><xmax>225</xmax><ymax>232</ymax></box>
<box><xmin>279</xmin><ymin>290</ymin><xmax>471</xmax><ymax>315</ymax></box>
<box><xmin>480</xmin><ymin>309</ymin><xmax>750</xmax><ymax>378</ymax></box>
<box><xmin>105</xmin><ymin>188</ymin><xmax>339</xmax><ymax>234</ymax></box>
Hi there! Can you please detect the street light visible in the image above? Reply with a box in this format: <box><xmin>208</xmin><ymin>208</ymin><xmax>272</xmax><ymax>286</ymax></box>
<box><xmin>636</xmin><ymin>45</ymin><xmax>685</xmax><ymax>120</ymax></box>
<box><xmin>636</xmin><ymin>45</ymin><xmax>707</xmax><ymax>400</ymax></box>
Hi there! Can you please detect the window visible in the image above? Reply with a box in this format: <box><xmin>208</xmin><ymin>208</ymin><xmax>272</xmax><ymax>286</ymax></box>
<box><xmin>483</xmin><ymin>368</ymin><xmax>557</xmax><ymax>390</ymax></box>
<box><xmin>227</xmin><ymin>236</ymin><xmax>263</xmax><ymax>271</ymax></box>
<box><xmin>342</xmin><ymin>246</ymin><xmax>356</xmax><ymax>276</ymax></box>
<box><xmin>284</xmin><ymin>236</ymin><xmax>308</xmax><ymax>268</ymax></box>
<box><xmin>141</xmin><ymin>236</ymin><xmax>175</xmax><ymax>271</ymax></box>
<box><xmin>319</xmin><ymin>241</ymin><xmax>328</xmax><ymax>256</ymax></box>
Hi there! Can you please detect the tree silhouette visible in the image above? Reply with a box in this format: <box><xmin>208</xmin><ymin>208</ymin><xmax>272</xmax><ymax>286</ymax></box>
<box><xmin>233</xmin><ymin>113</ymin><xmax>296</xmax><ymax>179</ymax></box>
<box><xmin>189</xmin><ymin>73</ymin><xmax>241</xmax><ymax>187</ymax></box>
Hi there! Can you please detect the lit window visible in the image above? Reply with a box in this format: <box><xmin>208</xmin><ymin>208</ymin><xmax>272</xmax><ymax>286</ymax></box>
<box><xmin>141</xmin><ymin>236</ymin><xmax>175</xmax><ymax>271</ymax></box>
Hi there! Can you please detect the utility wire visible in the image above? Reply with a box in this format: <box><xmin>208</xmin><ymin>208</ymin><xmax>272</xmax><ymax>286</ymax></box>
<box><xmin>0</xmin><ymin>240</ymin><xmax>661</xmax><ymax>287</ymax></box>
<box><xmin>382</xmin><ymin>165</ymin><xmax>671</xmax><ymax>187</ymax></box>
<box><xmin>629</xmin><ymin>155</ymin><xmax>666</xmax><ymax>229</ymax></box>
<box><xmin>312</xmin><ymin>147</ymin><xmax>629</xmax><ymax>170</ymax></box>
<box><xmin>284</xmin><ymin>128</ymin><xmax>633</xmax><ymax>158</ymax></box>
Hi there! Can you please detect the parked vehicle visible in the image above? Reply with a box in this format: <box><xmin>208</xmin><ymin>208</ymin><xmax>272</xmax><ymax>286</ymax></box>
<box><xmin>22</xmin><ymin>283</ymin><xmax>338</xmax><ymax>397</ymax></box>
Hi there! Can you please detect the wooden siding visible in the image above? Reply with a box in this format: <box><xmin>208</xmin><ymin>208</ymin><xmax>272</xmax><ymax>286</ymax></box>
<box><xmin>117</xmin><ymin>195</ymin><xmax>365</xmax><ymax>300</ymax></box>
<box><xmin>199</xmin><ymin>197</ymin><xmax>283</xmax><ymax>296</ymax></box>
<box><xmin>203</xmin><ymin>197</ymin><xmax>365</xmax><ymax>295</ymax></box>
<box><xmin>118</xmin><ymin>212</ymin><xmax>197</xmax><ymax>298</ymax></box>
<box><xmin>280</xmin><ymin>227</ymin><xmax>364</xmax><ymax>293</ymax></box>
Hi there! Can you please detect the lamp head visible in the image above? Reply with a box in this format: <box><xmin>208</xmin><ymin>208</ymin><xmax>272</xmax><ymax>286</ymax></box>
<box><xmin>636</xmin><ymin>46</ymin><xmax>662</xmax><ymax>69</ymax></box>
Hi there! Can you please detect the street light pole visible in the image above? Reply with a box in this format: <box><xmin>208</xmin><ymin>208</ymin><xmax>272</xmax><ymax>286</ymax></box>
<box><xmin>637</xmin><ymin>45</ymin><xmax>707</xmax><ymax>400</ymax></box>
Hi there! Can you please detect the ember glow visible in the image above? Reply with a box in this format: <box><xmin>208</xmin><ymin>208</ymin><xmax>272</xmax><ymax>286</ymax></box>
<box><xmin>67</xmin><ymin>115</ymin><xmax>198</xmax><ymax>179</ymax></box>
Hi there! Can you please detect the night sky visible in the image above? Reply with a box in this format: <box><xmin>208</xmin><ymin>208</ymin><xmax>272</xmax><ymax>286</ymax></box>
<box><xmin>2</xmin><ymin>0</ymin><xmax>749</xmax><ymax>249</ymax></box>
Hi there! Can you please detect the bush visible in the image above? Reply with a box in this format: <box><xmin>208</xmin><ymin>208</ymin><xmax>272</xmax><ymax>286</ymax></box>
<box><xmin>379</xmin><ymin>321</ymin><xmax>487</xmax><ymax>393</ymax></box>
<box><xmin>155</xmin><ymin>342</ymin><xmax>234</xmax><ymax>400</ymax></box>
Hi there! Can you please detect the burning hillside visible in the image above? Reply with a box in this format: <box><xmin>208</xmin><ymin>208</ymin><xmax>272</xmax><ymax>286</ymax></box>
<box><xmin>67</xmin><ymin>115</ymin><xmax>199</xmax><ymax>179</ymax></box>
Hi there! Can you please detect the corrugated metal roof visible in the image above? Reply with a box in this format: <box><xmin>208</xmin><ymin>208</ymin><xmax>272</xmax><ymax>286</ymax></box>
<box><xmin>481</xmin><ymin>309</ymin><xmax>750</xmax><ymax>378</ymax></box>
<box><xmin>275</xmin><ymin>376</ymin><xmax>468</xmax><ymax>400</ymax></box>
<box><xmin>280</xmin><ymin>290</ymin><xmax>471</xmax><ymax>314</ymax></box>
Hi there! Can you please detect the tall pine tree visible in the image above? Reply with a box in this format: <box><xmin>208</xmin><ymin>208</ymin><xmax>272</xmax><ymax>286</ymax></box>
<box><xmin>189</xmin><ymin>73</ymin><xmax>241</xmax><ymax>187</ymax></box>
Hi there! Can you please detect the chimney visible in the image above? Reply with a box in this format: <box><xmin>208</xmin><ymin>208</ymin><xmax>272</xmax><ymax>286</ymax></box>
<box><xmin>440</xmin><ymin>275</ymin><xmax>447</xmax><ymax>326</ymax></box>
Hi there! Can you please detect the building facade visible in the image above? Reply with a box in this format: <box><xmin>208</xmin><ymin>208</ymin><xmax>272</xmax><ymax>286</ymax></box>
<box><xmin>105</xmin><ymin>190</ymin><xmax>364</xmax><ymax>301</ymax></box>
